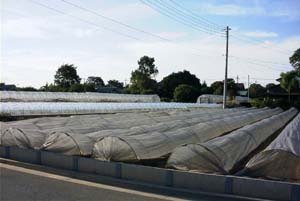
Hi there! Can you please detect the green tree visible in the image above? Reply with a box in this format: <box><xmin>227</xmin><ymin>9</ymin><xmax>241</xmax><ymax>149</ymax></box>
<box><xmin>211</xmin><ymin>81</ymin><xmax>223</xmax><ymax>95</ymax></box>
<box><xmin>227</xmin><ymin>78</ymin><xmax>238</xmax><ymax>98</ymax></box>
<box><xmin>289</xmin><ymin>48</ymin><xmax>300</xmax><ymax>71</ymax></box>
<box><xmin>17</xmin><ymin>86</ymin><xmax>37</xmax><ymax>91</ymax></box>
<box><xmin>107</xmin><ymin>80</ymin><xmax>124</xmax><ymax>89</ymax></box>
<box><xmin>249</xmin><ymin>83</ymin><xmax>266</xmax><ymax>98</ymax></box>
<box><xmin>280</xmin><ymin>70</ymin><xmax>299</xmax><ymax>102</ymax></box>
<box><xmin>200</xmin><ymin>81</ymin><xmax>211</xmax><ymax>94</ymax></box>
<box><xmin>129</xmin><ymin>56</ymin><xmax>158</xmax><ymax>94</ymax></box>
<box><xmin>173</xmin><ymin>84</ymin><xmax>199</xmax><ymax>103</ymax></box>
<box><xmin>266</xmin><ymin>83</ymin><xmax>276</xmax><ymax>90</ymax></box>
<box><xmin>136</xmin><ymin>56</ymin><xmax>158</xmax><ymax>78</ymax></box>
<box><xmin>159</xmin><ymin>70</ymin><xmax>201</xmax><ymax>99</ymax></box>
<box><xmin>86</xmin><ymin>76</ymin><xmax>105</xmax><ymax>87</ymax></box>
<box><xmin>54</xmin><ymin>64</ymin><xmax>81</xmax><ymax>89</ymax></box>
<box><xmin>210</xmin><ymin>79</ymin><xmax>237</xmax><ymax>98</ymax></box>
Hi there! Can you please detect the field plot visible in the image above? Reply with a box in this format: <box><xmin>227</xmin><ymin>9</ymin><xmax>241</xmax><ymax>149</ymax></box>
<box><xmin>0</xmin><ymin>106</ymin><xmax>299</xmax><ymax>183</ymax></box>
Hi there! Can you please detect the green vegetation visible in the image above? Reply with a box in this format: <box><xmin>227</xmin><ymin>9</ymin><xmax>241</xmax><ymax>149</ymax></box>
<box><xmin>2</xmin><ymin>48</ymin><xmax>300</xmax><ymax>105</ymax></box>
<box><xmin>173</xmin><ymin>84</ymin><xmax>200</xmax><ymax>103</ymax></box>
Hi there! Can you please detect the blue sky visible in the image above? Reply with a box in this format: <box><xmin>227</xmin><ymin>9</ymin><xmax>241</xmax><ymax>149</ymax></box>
<box><xmin>1</xmin><ymin>0</ymin><xmax>300</xmax><ymax>88</ymax></box>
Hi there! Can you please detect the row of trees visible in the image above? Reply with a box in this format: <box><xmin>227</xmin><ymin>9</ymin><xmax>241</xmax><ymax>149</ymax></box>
<box><xmin>40</xmin><ymin>64</ymin><xmax>124</xmax><ymax>92</ymax></box>
<box><xmin>3</xmin><ymin>48</ymin><xmax>299</xmax><ymax>104</ymax></box>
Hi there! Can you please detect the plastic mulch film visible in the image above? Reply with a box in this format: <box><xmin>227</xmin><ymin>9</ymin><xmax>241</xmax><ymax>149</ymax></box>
<box><xmin>92</xmin><ymin>108</ymin><xmax>283</xmax><ymax>162</ymax></box>
<box><xmin>0</xmin><ymin>91</ymin><xmax>160</xmax><ymax>103</ymax></box>
<box><xmin>242</xmin><ymin>113</ymin><xmax>300</xmax><ymax>182</ymax></box>
<box><xmin>166</xmin><ymin>108</ymin><xmax>298</xmax><ymax>174</ymax></box>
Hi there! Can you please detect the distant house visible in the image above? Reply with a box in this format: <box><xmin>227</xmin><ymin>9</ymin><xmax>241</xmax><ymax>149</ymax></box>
<box><xmin>236</xmin><ymin>83</ymin><xmax>248</xmax><ymax>97</ymax></box>
<box><xmin>266</xmin><ymin>84</ymin><xmax>300</xmax><ymax>101</ymax></box>
<box><xmin>236</xmin><ymin>83</ymin><xmax>245</xmax><ymax>90</ymax></box>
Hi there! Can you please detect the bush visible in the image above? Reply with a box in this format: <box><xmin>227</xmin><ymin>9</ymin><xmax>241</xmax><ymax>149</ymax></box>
<box><xmin>250</xmin><ymin>98</ymin><xmax>294</xmax><ymax>110</ymax></box>
<box><xmin>68</xmin><ymin>84</ymin><xmax>85</xmax><ymax>92</ymax></box>
<box><xmin>173</xmin><ymin>84</ymin><xmax>199</xmax><ymax>103</ymax></box>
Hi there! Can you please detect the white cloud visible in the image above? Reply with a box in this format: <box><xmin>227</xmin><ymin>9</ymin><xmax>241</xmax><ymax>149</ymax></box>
<box><xmin>243</xmin><ymin>31</ymin><xmax>278</xmax><ymax>38</ymax></box>
<box><xmin>198</xmin><ymin>3</ymin><xmax>265</xmax><ymax>16</ymax></box>
<box><xmin>157</xmin><ymin>32</ymin><xmax>188</xmax><ymax>40</ymax></box>
<box><xmin>195</xmin><ymin>2</ymin><xmax>300</xmax><ymax>20</ymax></box>
<box><xmin>102</xmin><ymin>2</ymin><xmax>157</xmax><ymax>21</ymax></box>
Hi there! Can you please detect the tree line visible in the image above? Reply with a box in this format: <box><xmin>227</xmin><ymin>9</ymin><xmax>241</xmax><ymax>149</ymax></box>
<box><xmin>2</xmin><ymin>48</ymin><xmax>299</xmax><ymax>105</ymax></box>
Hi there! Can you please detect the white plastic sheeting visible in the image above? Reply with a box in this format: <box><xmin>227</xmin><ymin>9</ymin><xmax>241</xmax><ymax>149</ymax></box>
<box><xmin>197</xmin><ymin>94</ymin><xmax>249</xmax><ymax>104</ymax></box>
<box><xmin>0</xmin><ymin>91</ymin><xmax>160</xmax><ymax>103</ymax></box>
<box><xmin>42</xmin><ymin>108</ymin><xmax>256</xmax><ymax>155</ymax></box>
<box><xmin>0</xmin><ymin>108</ymin><xmax>224</xmax><ymax>151</ymax></box>
<box><xmin>92</xmin><ymin>108</ymin><xmax>283</xmax><ymax>162</ymax></box>
<box><xmin>166</xmin><ymin>108</ymin><xmax>298</xmax><ymax>174</ymax></box>
<box><xmin>0</xmin><ymin>102</ymin><xmax>220</xmax><ymax>116</ymax></box>
<box><xmin>243</xmin><ymin>113</ymin><xmax>300</xmax><ymax>181</ymax></box>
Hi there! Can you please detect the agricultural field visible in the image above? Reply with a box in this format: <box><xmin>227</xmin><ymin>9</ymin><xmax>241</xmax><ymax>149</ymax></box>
<box><xmin>1</xmin><ymin>103</ymin><xmax>299</xmax><ymax>183</ymax></box>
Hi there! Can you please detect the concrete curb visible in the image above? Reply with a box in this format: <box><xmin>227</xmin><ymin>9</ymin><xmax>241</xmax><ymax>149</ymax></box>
<box><xmin>0</xmin><ymin>146</ymin><xmax>299</xmax><ymax>201</ymax></box>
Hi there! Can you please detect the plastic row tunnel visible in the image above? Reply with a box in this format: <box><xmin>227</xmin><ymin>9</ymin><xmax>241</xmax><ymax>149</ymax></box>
<box><xmin>40</xmin><ymin>107</ymin><xmax>258</xmax><ymax>155</ymax></box>
<box><xmin>92</xmin><ymin>107</ymin><xmax>282</xmax><ymax>162</ymax></box>
<box><xmin>166</xmin><ymin>108</ymin><xmax>298</xmax><ymax>177</ymax></box>
<box><xmin>242</xmin><ymin>112</ymin><xmax>300</xmax><ymax>182</ymax></box>
<box><xmin>0</xmin><ymin>108</ymin><xmax>246</xmax><ymax>151</ymax></box>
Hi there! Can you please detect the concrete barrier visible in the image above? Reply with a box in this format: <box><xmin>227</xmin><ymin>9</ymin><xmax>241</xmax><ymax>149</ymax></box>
<box><xmin>0</xmin><ymin>146</ymin><xmax>6</xmax><ymax>157</ymax></box>
<box><xmin>95</xmin><ymin>160</ymin><xmax>120</xmax><ymax>178</ymax></box>
<box><xmin>172</xmin><ymin>170</ymin><xmax>227</xmax><ymax>194</ymax></box>
<box><xmin>232</xmin><ymin>176</ymin><xmax>298</xmax><ymax>201</ymax></box>
<box><xmin>1</xmin><ymin>145</ymin><xmax>299</xmax><ymax>201</ymax></box>
<box><xmin>9</xmin><ymin>146</ymin><xmax>40</xmax><ymax>164</ymax></box>
<box><xmin>121</xmin><ymin>163</ymin><xmax>168</xmax><ymax>186</ymax></box>
<box><xmin>40</xmin><ymin>151</ymin><xmax>75</xmax><ymax>170</ymax></box>
<box><xmin>78</xmin><ymin>157</ymin><xmax>97</xmax><ymax>173</ymax></box>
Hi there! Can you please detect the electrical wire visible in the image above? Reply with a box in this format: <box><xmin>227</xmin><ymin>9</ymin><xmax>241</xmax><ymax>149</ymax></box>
<box><xmin>153</xmin><ymin>0</ymin><xmax>224</xmax><ymax>33</ymax></box>
<box><xmin>60</xmin><ymin>0</ymin><xmax>171</xmax><ymax>42</ymax></box>
<box><xmin>28</xmin><ymin>0</ymin><xmax>141</xmax><ymax>41</ymax></box>
<box><xmin>141</xmin><ymin>0</ymin><xmax>224</xmax><ymax>36</ymax></box>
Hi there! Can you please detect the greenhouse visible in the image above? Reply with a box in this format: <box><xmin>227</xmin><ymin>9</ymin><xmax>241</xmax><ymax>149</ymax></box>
<box><xmin>0</xmin><ymin>91</ymin><xmax>160</xmax><ymax>103</ymax></box>
<box><xmin>166</xmin><ymin>108</ymin><xmax>297</xmax><ymax>174</ymax></box>
<box><xmin>197</xmin><ymin>94</ymin><xmax>249</xmax><ymax>104</ymax></box>
<box><xmin>243</xmin><ymin>113</ymin><xmax>300</xmax><ymax>182</ymax></box>
<box><xmin>92</xmin><ymin>107</ymin><xmax>282</xmax><ymax>162</ymax></box>
<box><xmin>0</xmin><ymin>102</ymin><xmax>220</xmax><ymax>116</ymax></box>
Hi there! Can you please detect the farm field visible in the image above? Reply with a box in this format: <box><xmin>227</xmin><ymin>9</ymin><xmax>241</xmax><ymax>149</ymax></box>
<box><xmin>1</xmin><ymin>105</ymin><xmax>299</xmax><ymax>183</ymax></box>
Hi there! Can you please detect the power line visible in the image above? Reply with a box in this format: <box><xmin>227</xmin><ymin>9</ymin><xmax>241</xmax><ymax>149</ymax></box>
<box><xmin>141</xmin><ymin>0</ymin><xmax>223</xmax><ymax>36</ymax></box>
<box><xmin>230</xmin><ymin>56</ymin><xmax>290</xmax><ymax>72</ymax></box>
<box><xmin>27</xmin><ymin>0</ymin><xmax>225</xmax><ymax>61</ymax></box>
<box><xmin>229</xmin><ymin>55</ymin><xmax>290</xmax><ymax>67</ymax></box>
<box><xmin>60</xmin><ymin>0</ymin><xmax>171</xmax><ymax>42</ymax></box>
<box><xmin>168</xmin><ymin>0</ymin><xmax>224</xmax><ymax>30</ymax></box>
<box><xmin>153</xmin><ymin>0</ymin><xmax>224</xmax><ymax>33</ymax></box>
<box><xmin>231</xmin><ymin>34</ymin><xmax>291</xmax><ymax>56</ymax></box>
<box><xmin>59</xmin><ymin>0</ymin><xmax>224</xmax><ymax>59</ymax></box>
<box><xmin>28</xmin><ymin>0</ymin><xmax>141</xmax><ymax>41</ymax></box>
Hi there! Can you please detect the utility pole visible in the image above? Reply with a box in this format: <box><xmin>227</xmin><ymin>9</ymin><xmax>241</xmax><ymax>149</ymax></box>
<box><xmin>247</xmin><ymin>75</ymin><xmax>250</xmax><ymax>102</ymax></box>
<box><xmin>236</xmin><ymin>75</ymin><xmax>239</xmax><ymax>84</ymax></box>
<box><xmin>223</xmin><ymin>26</ymin><xmax>230</xmax><ymax>109</ymax></box>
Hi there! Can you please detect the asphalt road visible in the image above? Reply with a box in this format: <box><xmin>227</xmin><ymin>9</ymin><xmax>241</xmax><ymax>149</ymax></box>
<box><xmin>0</xmin><ymin>160</ymin><xmax>262</xmax><ymax>201</ymax></box>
